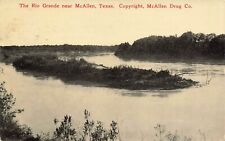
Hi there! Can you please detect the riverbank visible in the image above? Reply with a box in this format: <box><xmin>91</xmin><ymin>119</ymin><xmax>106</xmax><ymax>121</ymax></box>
<box><xmin>115</xmin><ymin>32</ymin><xmax>225</xmax><ymax>61</ymax></box>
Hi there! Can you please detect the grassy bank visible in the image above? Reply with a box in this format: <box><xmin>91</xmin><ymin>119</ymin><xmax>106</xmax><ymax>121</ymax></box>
<box><xmin>12</xmin><ymin>55</ymin><xmax>197</xmax><ymax>90</ymax></box>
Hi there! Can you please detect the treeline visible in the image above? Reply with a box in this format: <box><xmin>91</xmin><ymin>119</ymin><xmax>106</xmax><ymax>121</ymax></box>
<box><xmin>0</xmin><ymin>44</ymin><xmax>117</xmax><ymax>52</ymax></box>
<box><xmin>115</xmin><ymin>32</ymin><xmax>225</xmax><ymax>59</ymax></box>
<box><xmin>0</xmin><ymin>44</ymin><xmax>118</xmax><ymax>64</ymax></box>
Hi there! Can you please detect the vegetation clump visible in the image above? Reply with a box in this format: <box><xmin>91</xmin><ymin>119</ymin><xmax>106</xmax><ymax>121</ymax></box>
<box><xmin>12</xmin><ymin>55</ymin><xmax>197</xmax><ymax>90</ymax></box>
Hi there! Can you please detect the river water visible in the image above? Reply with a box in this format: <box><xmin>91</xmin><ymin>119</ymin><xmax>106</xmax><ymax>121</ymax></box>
<box><xmin>1</xmin><ymin>53</ymin><xmax>225</xmax><ymax>141</ymax></box>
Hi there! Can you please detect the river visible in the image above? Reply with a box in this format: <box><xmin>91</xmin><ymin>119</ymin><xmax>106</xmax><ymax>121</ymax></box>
<box><xmin>1</xmin><ymin>53</ymin><xmax>225</xmax><ymax>141</ymax></box>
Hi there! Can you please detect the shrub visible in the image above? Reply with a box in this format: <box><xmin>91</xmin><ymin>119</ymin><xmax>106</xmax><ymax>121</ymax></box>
<box><xmin>51</xmin><ymin>109</ymin><xmax>119</xmax><ymax>141</ymax></box>
<box><xmin>154</xmin><ymin>124</ymin><xmax>192</xmax><ymax>141</ymax></box>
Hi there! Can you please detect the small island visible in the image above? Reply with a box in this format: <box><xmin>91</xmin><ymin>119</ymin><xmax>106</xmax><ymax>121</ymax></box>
<box><xmin>12</xmin><ymin>55</ymin><xmax>197</xmax><ymax>90</ymax></box>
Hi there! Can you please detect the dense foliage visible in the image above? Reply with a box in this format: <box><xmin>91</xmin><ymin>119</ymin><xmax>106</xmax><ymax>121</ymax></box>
<box><xmin>115</xmin><ymin>32</ymin><xmax>225</xmax><ymax>59</ymax></box>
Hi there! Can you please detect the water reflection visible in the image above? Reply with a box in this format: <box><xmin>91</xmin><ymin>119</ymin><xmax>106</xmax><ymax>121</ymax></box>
<box><xmin>0</xmin><ymin>54</ymin><xmax>225</xmax><ymax>141</ymax></box>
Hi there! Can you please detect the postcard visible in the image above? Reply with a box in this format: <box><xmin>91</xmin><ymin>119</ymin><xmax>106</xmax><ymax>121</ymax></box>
<box><xmin>0</xmin><ymin>0</ymin><xmax>224</xmax><ymax>141</ymax></box>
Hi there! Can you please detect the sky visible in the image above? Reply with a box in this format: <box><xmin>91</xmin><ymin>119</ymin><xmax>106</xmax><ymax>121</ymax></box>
<box><xmin>0</xmin><ymin>0</ymin><xmax>224</xmax><ymax>46</ymax></box>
